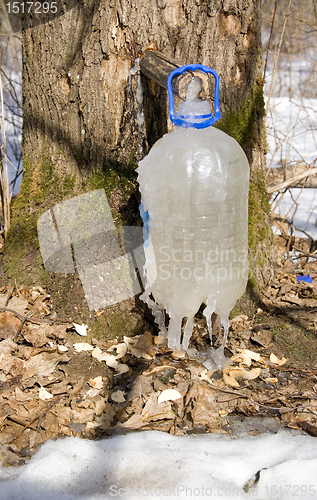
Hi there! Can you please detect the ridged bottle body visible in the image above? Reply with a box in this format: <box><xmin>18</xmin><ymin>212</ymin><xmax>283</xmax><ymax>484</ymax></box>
<box><xmin>137</xmin><ymin>125</ymin><xmax>249</xmax><ymax>322</ymax></box>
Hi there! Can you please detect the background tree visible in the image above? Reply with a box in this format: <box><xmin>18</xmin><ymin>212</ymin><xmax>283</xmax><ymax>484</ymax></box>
<box><xmin>4</xmin><ymin>0</ymin><xmax>270</xmax><ymax>336</ymax></box>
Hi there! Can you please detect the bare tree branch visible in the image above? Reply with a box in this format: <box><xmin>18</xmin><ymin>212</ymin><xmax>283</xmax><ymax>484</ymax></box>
<box><xmin>267</xmin><ymin>166</ymin><xmax>317</xmax><ymax>194</ymax></box>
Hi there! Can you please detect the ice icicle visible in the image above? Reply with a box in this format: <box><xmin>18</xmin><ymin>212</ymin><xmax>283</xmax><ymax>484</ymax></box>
<box><xmin>220</xmin><ymin>315</ymin><xmax>230</xmax><ymax>349</ymax></box>
<box><xmin>167</xmin><ymin>314</ymin><xmax>183</xmax><ymax>351</ymax></box>
<box><xmin>206</xmin><ymin>315</ymin><xmax>230</xmax><ymax>369</ymax></box>
<box><xmin>140</xmin><ymin>288</ymin><xmax>167</xmax><ymax>338</ymax></box>
<box><xmin>203</xmin><ymin>296</ymin><xmax>216</xmax><ymax>347</ymax></box>
<box><xmin>182</xmin><ymin>316</ymin><xmax>194</xmax><ymax>351</ymax></box>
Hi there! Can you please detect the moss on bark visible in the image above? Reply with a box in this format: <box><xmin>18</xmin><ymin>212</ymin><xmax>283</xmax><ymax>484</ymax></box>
<box><xmin>3</xmin><ymin>147</ymin><xmax>144</xmax><ymax>338</ymax></box>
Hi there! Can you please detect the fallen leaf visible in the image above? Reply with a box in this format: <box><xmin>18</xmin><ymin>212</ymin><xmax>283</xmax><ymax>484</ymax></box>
<box><xmin>123</xmin><ymin>336</ymin><xmax>152</xmax><ymax>359</ymax></box>
<box><xmin>242</xmin><ymin>367</ymin><xmax>261</xmax><ymax>380</ymax></box>
<box><xmin>114</xmin><ymin>364</ymin><xmax>129</xmax><ymax>376</ymax></box>
<box><xmin>73</xmin><ymin>343</ymin><xmax>94</xmax><ymax>352</ymax></box>
<box><xmin>7</xmin><ymin>296</ymin><xmax>28</xmax><ymax>316</ymax></box>
<box><xmin>111</xmin><ymin>390</ymin><xmax>126</xmax><ymax>403</ymax></box>
<box><xmin>39</xmin><ymin>387</ymin><xmax>53</xmax><ymax>400</ymax></box>
<box><xmin>270</xmin><ymin>353</ymin><xmax>287</xmax><ymax>366</ymax></box>
<box><xmin>0</xmin><ymin>338</ymin><xmax>18</xmax><ymax>355</ymax></box>
<box><xmin>24</xmin><ymin>352</ymin><xmax>69</xmax><ymax>377</ymax></box>
<box><xmin>91</xmin><ymin>347</ymin><xmax>119</xmax><ymax>368</ymax></box>
<box><xmin>107</xmin><ymin>343</ymin><xmax>127</xmax><ymax>359</ymax></box>
<box><xmin>88</xmin><ymin>376</ymin><xmax>103</xmax><ymax>389</ymax></box>
<box><xmin>231</xmin><ymin>352</ymin><xmax>252</xmax><ymax>366</ymax></box>
<box><xmin>0</xmin><ymin>313</ymin><xmax>20</xmax><ymax>340</ymax></box>
<box><xmin>23</xmin><ymin>325</ymin><xmax>50</xmax><ymax>348</ymax></box>
<box><xmin>223</xmin><ymin>373</ymin><xmax>240</xmax><ymax>388</ymax></box>
<box><xmin>58</xmin><ymin>345</ymin><xmax>68</xmax><ymax>352</ymax></box>
<box><xmin>157</xmin><ymin>389</ymin><xmax>182</xmax><ymax>404</ymax></box>
<box><xmin>73</xmin><ymin>323</ymin><xmax>88</xmax><ymax>336</ymax></box>
<box><xmin>141</xmin><ymin>393</ymin><xmax>176</xmax><ymax>421</ymax></box>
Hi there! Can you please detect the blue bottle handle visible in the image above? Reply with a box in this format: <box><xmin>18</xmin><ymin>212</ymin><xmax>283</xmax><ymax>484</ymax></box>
<box><xmin>167</xmin><ymin>64</ymin><xmax>221</xmax><ymax>129</ymax></box>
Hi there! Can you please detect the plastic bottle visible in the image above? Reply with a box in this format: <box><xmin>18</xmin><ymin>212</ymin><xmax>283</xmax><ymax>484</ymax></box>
<box><xmin>137</xmin><ymin>64</ymin><xmax>249</xmax><ymax>368</ymax></box>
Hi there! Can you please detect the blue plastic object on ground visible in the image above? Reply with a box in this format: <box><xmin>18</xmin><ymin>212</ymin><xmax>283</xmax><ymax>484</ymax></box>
<box><xmin>296</xmin><ymin>275</ymin><xmax>312</xmax><ymax>284</ymax></box>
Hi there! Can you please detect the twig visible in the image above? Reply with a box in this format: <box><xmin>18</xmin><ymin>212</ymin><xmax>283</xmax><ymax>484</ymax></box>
<box><xmin>4</xmin><ymin>284</ymin><xmax>14</xmax><ymax>306</ymax></box>
<box><xmin>263</xmin><ymin>0</ymin><xmax>278</xmax><ymax>80</ymax></box>
<box><xmin>9</xmin><ymin>396</ymin><xmax>63</xmax><ymax>442</ymax></box>
<box><xmin>0</xmin><ymin>306</ymin><xmax>73</xmax><ymax>325</ymax></box>
<box><xmin>292</xmin><ymin>246</ymin><xmax>317</xmax><ymax>260</ymax></box>
<box><xmin>265</xmin><ymin>0</ymin><xmax>293</xmax><ymax>117</ymax></box>
<box><xmin>0</xmin><ymin>306</ymin><xmax>73</xmax><ymax>340</ymax></box>
<box><xmin>267</xmin><ymin>165</ymin><xmax>317</xmax><ymax>193</ymax></box>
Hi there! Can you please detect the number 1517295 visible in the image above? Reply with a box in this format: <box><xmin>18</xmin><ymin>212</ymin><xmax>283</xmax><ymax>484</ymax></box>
<box><xmin>6</xmin><ymin>2</ymin><xmax>58</xmax><ymax>14</ymax></box>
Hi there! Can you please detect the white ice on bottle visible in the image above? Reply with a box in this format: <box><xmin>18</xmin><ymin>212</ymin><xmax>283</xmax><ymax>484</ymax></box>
<box><xmin>137</xmin><ymin>77</ymin><xmax>249</xmax><ymax>368</ymax></box>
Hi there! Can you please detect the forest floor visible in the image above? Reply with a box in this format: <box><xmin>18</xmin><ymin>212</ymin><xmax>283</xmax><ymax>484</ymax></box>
<box><xmin>1</xmin><ymin>234</ymin><xmax>317</xmax><ymax>467</ymax></box>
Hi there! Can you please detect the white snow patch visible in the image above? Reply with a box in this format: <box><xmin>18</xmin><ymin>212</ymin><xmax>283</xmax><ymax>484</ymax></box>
<box><xmin>1</xmin><ymin>430</ymin><xmax>317</xmax><ymax>499</ymax></box>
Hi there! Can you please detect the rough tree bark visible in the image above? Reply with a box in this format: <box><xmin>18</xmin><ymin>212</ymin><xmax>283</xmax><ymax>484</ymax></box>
<box><xmin>4</xmin><ymin>0</ymin><xmax>271</xmax><ymax>335</ymax></box>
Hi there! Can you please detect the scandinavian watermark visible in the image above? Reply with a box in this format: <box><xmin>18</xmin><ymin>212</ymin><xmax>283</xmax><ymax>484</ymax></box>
<box><xmin>37</xmin><ymin>189</ymin><xmax>146</xmax><ymax>311</ymax></box>
<box><xmin>37</xmin><ymin>189</ymin><xmax>249</xmax><ymax>311</ymax></box>
<box><xmin>109</xmin><ymin>484</ymin><xmax>243</xmax><ymax>497</ymax></box>
<box><xmin>3</xmin><ymin>0</ymin><xmax>73</xmax><ymax>33</ymax></box>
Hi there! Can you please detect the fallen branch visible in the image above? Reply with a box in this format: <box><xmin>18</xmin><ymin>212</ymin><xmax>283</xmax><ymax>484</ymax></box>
<box><xmin>292</xmin><ymin>246</ymin><xmax>317</xmax><ymax>261</ymax></box>
<box><xmin>267</xmin><ymin>166</ymin><xmax>317</xmax><ymax>194</ymax></box>
<box><xmin>0</xmin><ymin>306</ymin><xmax>73</xmax><ymax>325</ymax></box>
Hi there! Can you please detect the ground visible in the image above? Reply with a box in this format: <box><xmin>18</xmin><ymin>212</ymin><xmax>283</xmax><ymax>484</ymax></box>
<box><xmin>1</xmin><ymin>234</ymin><xmax>317</xmax><ymax>468</ymax></box>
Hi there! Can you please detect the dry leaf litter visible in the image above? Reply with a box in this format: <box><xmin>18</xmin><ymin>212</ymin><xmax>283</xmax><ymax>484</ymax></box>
<box><xmin>1</xmin><ymin>274</ymin><xmax>317</xmax><ymax>468</ymax></box>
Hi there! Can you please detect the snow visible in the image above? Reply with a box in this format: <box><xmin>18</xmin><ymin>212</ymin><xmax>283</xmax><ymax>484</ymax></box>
<box><xmin>273</xmin><ymin>187</ymin><xmax>317</xmax><ymax>240</ymax></box>
<box><xmin>266</xmin><ymin>97</ymin><xmax>317</xmax><ymax>170</ymax></box>
<box><xmin>1</xmin><ymin>429</ymin><xmax>317</xmax><ymax>499</ymax></box>
<box><xmin>265</xmin><ymin>55</ymin><xmax>317</xmax><ymax>241</ymax></box>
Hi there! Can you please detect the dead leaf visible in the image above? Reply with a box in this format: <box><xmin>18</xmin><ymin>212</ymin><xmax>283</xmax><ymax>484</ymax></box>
<box><xmin>141</xmin><ymin>393</ymin><xmax>175</xmax><ymax>422</ymax></box>
<box><xmin>223</xmin><ymin>373</ymin><xmax>241</xmax><ymax>388</ymax></box>
<box><xmin>88</xmin><ymin>376</ymin><xmax>103</xmax><ymax>389</ymax></box>
<box><xmin>114</xmin><ymin>364</ymin><xmax>129</xmax><ymax>376</ymax></box>
<box><xmin>51</xmin><ymin>325</ymin><xmax>67</xmax><ymax>342</ymax></box>
<box><xmin>111</xmin><ymin>390</ymin><xmax>126</xmax><ymax>403</ymax></box>
<box><xmin>39</xmin><ymin>387</ymin><xmax>54</xmax><ymax>400</ymax></box>
<box><xmin>73</xmin><ymin>343</ymin><xmax>94</xmax><ymax>352</ymax></box>
<box><xmin>73</xmin><ymin>323</ymin><xmax>88</xmax><ymax>336</ymax></box>
<box><xmin>0</xmin><ymin>353</ymin><xmax>17</xmax><ymax>374</ymax></box>
<box><xmin>107</xmin><ymin>343</ymin><xmax>127</xmax><ymax>358</ymax></box>
<box><xmin>157</xmin><ymin>389</ymin><xmax>182</xmax><ymax>404</ymax></box>
<box><xmin>91</xmin><ymin>347</ymin><xmax>119</xmax><ymax>368</ymax></box>
<box><xmin>0</xmin><ymin>313</ymin><xmax>20</xmax><ymax>340</ymax></box>
<box><xmin>123</xmin><ymin>336</ymin><xmax>153</xmax><ymax>360</ymax></box>
<box><xmin>14</xmin><ymin>387</ymin><xmax>31</xmax><ymax>403</ymax></box>
<box><xmin>185</xmin><ymin>383</ymin><xmax>223</xmax><ymax>428</ymax></box>
<box><xmin>250</xmin><ymin>330</ymin><xmax>273</xmax><ymax>348</ymax></box>
<box><xmin>133</xmin><ymin>331</ymin><xmax>157</xmax><ymax>358</ymax></box>
<box><xmin>7</xmin><ymin>296</ymin><xmax>28</xmax><ymax>316</ymax></box>
<box><xmin>0</xmin><ymin>338</ymin><xmax>18</xmax><ymax>355</ymax></box>
<box><xmin>93</xmin><ymin>397</ymin><xmax>107</xmax><ymax>416</ymax></box>
<box><xmin>22</xmin><ymin>324</ymin><xmax>50</xmax><ymax>348</ymax></box>
<box><xmin>270</xmin><ymin>353</ymin><xmax>287</xmax><ymax>366</ymax></box>
<box><xmin>71</xmin><ymin>407</ymin><xmax>95</xmax><ymax>423</ymax></box>
<box><xmin>24</xmin><ymin>352</ymin><xmax>69</xmax><ymax>378</ymax></box>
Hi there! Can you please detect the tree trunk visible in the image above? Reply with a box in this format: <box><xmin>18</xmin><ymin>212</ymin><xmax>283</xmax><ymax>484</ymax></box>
<box><xmin>4</xmin><ymin>0</ymin><xmax>270</xmax><ymax>334</ymax></box>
